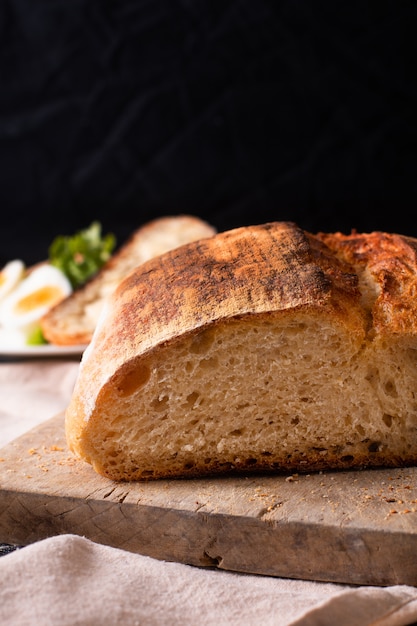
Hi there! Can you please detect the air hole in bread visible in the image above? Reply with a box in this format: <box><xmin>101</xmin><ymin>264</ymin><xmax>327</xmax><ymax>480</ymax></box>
<box><xmin>185</xmin><ymin>391</ymin><xmax>200</xmax><ymax>408</ymax></box>
<box><xmin>382</xmin><ymin>414</ymin><xmax>393</xmax><ymax>428</ymax></box>
<box><xmin>190</xmin><ymin>328</ymin><xmax>215</xmax><ymax>354</ymax></box>
<box><xmin>356</xmin><ymin>424</ymin><xmax>365</xmax><ymax>436</ymax></box>
<box><xmin>384</xmin><ymin>380</ymin><xmax>398</xmax><ymax>398</ymax></box>
<box><xmin>114</xmin><ymin>362</ymin><xmax>151</xmax><ymax>397</ymax></box>
<box><xmin>151</xmin><ymin>395</ymin><xmax>169</xmax><ymax>412</ymax></box>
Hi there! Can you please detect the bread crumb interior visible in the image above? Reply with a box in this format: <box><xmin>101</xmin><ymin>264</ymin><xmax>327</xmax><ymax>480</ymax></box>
<box><xmin>86</xmin><ymin>316</ymin><xmax>417</xmax><ymax>480</ymax></box>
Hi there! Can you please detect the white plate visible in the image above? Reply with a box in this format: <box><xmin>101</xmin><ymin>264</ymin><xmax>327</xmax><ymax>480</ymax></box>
<box><xmin>0</xmin><ymin>344</ymin><xmax>87</xmax><ymax>358</ymax></box>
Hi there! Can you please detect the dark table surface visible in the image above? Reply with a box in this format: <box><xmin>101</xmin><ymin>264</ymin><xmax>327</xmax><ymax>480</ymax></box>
<box><xmin>1</xmin><ymin>0</ymin><xmax>416</xmax><ymax>266</ymax></box>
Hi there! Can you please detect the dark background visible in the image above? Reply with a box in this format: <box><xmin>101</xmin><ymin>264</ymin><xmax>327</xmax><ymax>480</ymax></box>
<box><xmin>1</xmin><ymin>0</ymin><xmax>416</xmax><ymax>266</ymax></box>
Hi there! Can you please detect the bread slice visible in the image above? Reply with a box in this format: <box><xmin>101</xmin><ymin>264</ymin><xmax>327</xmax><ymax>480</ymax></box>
<box><xmin>41</xmin><ymin>215</ymin><xmax>216</xmax><ymax>345</ymax></box>
<box><xmin>65</xmin><ymin>221</ymin><xmax>417</xmax><ymax>481</ymax></box>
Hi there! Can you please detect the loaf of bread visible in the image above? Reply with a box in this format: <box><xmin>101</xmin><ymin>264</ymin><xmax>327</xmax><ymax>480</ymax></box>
<box><xmin>65</xmin><ymin>221</ymin><xmax>417</xmax><ymax>481</ymax></box>
<box><xmin>41</xmin><ymin>215</ymin><xmax>216</xmax><ymax>345</ymax></box>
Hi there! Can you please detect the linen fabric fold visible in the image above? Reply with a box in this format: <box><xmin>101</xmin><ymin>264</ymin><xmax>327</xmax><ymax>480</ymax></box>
<box><xmin>1</xmin><ymin>534</ymin><xmax>417</xmax><ymax>626</ymax></box>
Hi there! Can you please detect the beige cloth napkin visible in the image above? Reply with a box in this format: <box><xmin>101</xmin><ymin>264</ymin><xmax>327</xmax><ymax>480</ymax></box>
<box><xmin>1</xmin><ymin>360</ymin><xmax>417</xmax><ymax>626</ymax></box>
<box><xmin>0</xmin><ymin>534</ymin><xmax>417</xmax><ymax>626</ymax></box>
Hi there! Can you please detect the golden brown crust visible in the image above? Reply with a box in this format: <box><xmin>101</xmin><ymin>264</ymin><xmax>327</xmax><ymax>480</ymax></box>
<box><xmin>317</xmin><ymin>230</ymin><xmax>417</xmax><ymax>336</ymax></box>
<box><xmin>108</xmin><ymin>221</ymin><xmax>360</xmax><ymax>347</ymax></box>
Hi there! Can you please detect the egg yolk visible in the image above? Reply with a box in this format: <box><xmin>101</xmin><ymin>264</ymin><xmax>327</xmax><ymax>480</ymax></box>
<box><xmin>14</xmin><ymin>286</ymin><xmax>64</xmax><ymax>314</ymax></box>
<box><xmin>0</xmin><ymin>273</ymin><xmax>6</xmax><ymax>286</ymax></box>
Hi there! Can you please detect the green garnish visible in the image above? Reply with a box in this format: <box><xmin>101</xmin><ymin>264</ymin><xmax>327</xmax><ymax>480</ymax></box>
<box><xmin>48</xmin><ymin>222</ymin><xmax>116</xmax><ymax>289</ymax></box>
<box><xmin>26</xmin><ymin>326</ymin><xmax>48</xmax><ymax>346</ymax></box>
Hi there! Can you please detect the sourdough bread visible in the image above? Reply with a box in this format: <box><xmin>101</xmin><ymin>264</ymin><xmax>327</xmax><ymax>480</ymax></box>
<box><xmin>65</xmin><ymin>221</ymin><xmax>417</xmax><ymax>481</ymax></box>
<box><xmin>41</xmin><ymin>215</ymin><xmax>216</xmax><ymax>345</ymax></box>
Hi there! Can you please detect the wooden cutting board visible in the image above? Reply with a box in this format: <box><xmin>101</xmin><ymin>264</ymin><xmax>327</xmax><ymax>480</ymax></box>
<box><xmin>1</xmin><ymin>413</ymin><xmax>417</xmax><ymax>587</ymax></box>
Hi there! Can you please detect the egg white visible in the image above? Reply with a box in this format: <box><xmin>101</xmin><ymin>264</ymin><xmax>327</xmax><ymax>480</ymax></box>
<box><xmin>0</xmin><ymin>259</ymin><xmax>25</xmax><ymax>302</ymax></box>
<box><xmin>0</xmin><ymin>263</ymin><xmax>72</xmax><ymax>331</ymax></box>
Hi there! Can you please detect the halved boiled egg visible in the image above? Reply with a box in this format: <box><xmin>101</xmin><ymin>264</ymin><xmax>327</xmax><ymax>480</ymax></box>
<box><xmin>0</xmin><ymin>263</ymin><xmax>72</xmax><ymax>330</ymax></box>
<box><xmin>0</xmin><ymin>260</ymin><xmax>25</xmax><ymax>302</ymax></box>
